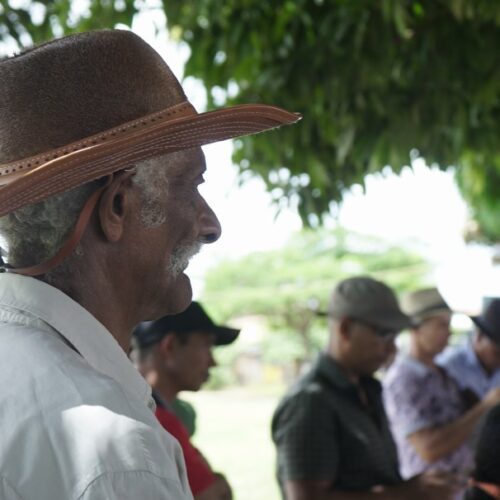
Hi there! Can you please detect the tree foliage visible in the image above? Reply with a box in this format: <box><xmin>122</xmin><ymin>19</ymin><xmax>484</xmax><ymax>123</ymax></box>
<box><xmin>1</xmin><ymin>1</ymin><xmax>499</xmax><ymax>239</ymax></box>
<box><xmin>201</xmin><ymin>227</ymin><xmax>431</xmax><ymax>362</ymax></box>
<box><xmin>202</xmin><ymin>227</ymin><xmax>431</xmax><ymax>318</ymax></box>
<box><xmin>165</xmin><ymin>0</ymin><xmax>500</xmax><ymax>239</ymax></box>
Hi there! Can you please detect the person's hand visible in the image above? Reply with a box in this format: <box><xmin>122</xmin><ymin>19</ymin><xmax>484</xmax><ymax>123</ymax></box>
<box><xmin>482</xmin><ymin>387</ymin><xmax>500</xmax><ymax>410</ymax></box>
<box><xmin>393</xmin><ymin>470</ymin><xmax>461</xmax><ymax>500</ymax></box>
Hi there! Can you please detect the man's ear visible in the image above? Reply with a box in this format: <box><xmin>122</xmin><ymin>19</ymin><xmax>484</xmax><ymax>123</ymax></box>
<box><xmin>97</xmin><ymin>170</ymin><xmax>137</xmax><ymax>242</ymax></box>
<box><xmin>158</xmin><ymin>334</ymin><xmax>178</xmax><ymax>356</ymax></box>
<box><xmin>338</xmin><ymin>317</ymin><xmax>354</xmax><ymax>341</ymax></box>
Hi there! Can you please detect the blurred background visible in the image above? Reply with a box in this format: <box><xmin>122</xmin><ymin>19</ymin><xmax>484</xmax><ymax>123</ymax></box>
<box><xmin>1</xmin><ymin>1</ymin><xmax>499</xmax><ymax>498</ymax></box>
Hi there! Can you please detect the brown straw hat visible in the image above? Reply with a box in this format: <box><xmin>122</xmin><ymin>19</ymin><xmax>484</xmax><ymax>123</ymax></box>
<box><xmin>0</xmin><ymin>29</ymin><xmax>300</xmax><ymax>217</ymax></box>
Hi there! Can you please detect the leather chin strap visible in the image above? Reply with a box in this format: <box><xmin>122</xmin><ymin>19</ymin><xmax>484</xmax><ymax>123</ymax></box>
<box><xmin>469</xmin><ymin>479</ymin><xmax>500</xmax><ymax>499</ymax></box>
<box><xmin>2</xmin><ymin>175</ymin><xmax>114</xmax><ymax>277</ymax></box>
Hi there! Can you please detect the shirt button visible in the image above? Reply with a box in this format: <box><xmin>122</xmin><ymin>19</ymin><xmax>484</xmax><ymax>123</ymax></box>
<box><xmin>147</xmin><ymin>398</ymin><xmax>156</xmax><ymax>412</ymax></box>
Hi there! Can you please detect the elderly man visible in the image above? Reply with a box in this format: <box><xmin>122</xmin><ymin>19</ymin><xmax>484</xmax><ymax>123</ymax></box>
<box><xmin>132</xmin><ymin>301</ymin><xmax>239</xmax><ymax>500</ymax></box>
<box><xmin>383</xmin><ymin>288</ymin><xmax>500</xmax><ymax>485</ymax></box>
<box><xmin>438</xmin><ymin>299</ymin><xmax>500</xmax><ymax>399</ymax></box>
<box><xmin>271</xmin><ymin>276</ymin><xmax>459</xmax><ymax>500</ymax></box>
<box><xmin>0</xmin><ymin>30</ymin><xmax>298</xmax><ymax>499</ymax></box>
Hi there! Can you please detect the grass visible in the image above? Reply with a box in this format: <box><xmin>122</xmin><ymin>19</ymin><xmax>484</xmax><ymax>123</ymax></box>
<box><xmin>181</xmin><ymin>385</ymin><xmax>285</xmax><ymax>500</ymax></box>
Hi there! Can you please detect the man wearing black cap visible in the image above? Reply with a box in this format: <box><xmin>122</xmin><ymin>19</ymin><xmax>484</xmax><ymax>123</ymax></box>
<box><xmin>439</xmin><ymin>299</ymin><xmax>500</xmax><ymax>399</ymax></box>
<box><xmin>271</xmin><ymin>276</ymin><xmax>459</xmax><ymax>500</ymax></box>
<box><xmin>132</xmin><ymin>301</ymin><xmax>239</xmax><ymax>500</ymax></box>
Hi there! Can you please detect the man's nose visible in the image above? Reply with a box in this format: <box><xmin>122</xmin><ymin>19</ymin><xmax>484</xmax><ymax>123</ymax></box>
<box><xmin>199</xmin><ymin>198</ymin><xmax>221</xmax><ymax>244</ymax></box>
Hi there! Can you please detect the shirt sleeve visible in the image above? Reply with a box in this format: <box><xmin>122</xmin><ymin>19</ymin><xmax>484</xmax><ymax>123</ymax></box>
<box><xmin>80</xmin><ymin>470</ymin><xmax>192</xmax><ymax>500</ymax></box>
<box><xmin>156</xmin><ymin>408</ymin><xmax>216</xmax><ymax>495</ymax></box>
<box><xmin>272</xmin><ymin>388</ymin><xmax>339</xmax><ymax>482</ymax></box>
<box><xmin>384</xmin><ymin>370</ymin><xmax>443</xmax><ymax>437</ymax></box>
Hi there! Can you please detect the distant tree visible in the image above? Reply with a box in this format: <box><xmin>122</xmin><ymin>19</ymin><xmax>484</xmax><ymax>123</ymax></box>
<box><xmin>1</xmin><ymin>1</ymin><xmax>499</xmax><ymax>240</ymax></box>
<box><xmin>201</xmin><ymin>227</ymin><xmax>431</xmax><ymax>363</ymax></box>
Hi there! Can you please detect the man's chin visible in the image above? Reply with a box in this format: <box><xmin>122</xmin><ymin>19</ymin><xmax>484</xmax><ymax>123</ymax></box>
<box><xmin>145</xmin><ymin>273</ymin><xmax>192</xmax><ymax>320</ymax></box>
<box><xmin>169</xmin><ymin>273</ymin><xmax>193</xmax><ymax>314</ymax></box>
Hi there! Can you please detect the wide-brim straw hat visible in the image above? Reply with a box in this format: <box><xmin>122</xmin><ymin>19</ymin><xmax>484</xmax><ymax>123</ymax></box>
<box><xmin>0</xmin><ymin>29</ymin><xmax>300</xmax><ymax>217</ymax></box>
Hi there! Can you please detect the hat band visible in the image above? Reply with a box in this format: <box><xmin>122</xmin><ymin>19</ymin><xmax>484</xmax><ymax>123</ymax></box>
<box><xmin>0</xmin><ymin>101</ymin><xmax>196</xmax><ymax>185</ymax></box>
<box><xmin>411</xmin><ymin>302</ymin><xmax>450</xmax><ymax>322</ymax></box>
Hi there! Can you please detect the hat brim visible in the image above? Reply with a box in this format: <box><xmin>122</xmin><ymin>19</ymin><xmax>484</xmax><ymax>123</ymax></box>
<box><xmin>471</xmin><ymin>316</ymin><xmax>500</xmax><ymax>345</ymax></box>
<box><xmin>317</xmin><ymin>309</ymin><xmax>410</xmax><ymax>333</ymax></box>
<box><xmin>213</xmin><ymin>326</ymin><xmax>240</xmax><ymax>346</ymax></box>
<box><xmin>0</xmin><ymin>101</ymin><xmax>300</xmax><ymax>216</ymax></box>
<box><xmin>371</xmin><ymin>311</ymin><xmax>412</xmax><ymax>332</ymax></box>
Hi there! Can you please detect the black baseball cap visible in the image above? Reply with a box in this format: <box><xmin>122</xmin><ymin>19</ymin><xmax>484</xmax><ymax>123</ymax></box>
<box><xmin>132</xmin><ymin>301</ymin><xmax>240</xmax><ymax>348</ymax></box>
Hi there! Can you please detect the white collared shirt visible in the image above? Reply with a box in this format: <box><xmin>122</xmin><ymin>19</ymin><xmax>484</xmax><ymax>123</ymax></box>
<box><xmin>0</xmin><ymin>273</ymin><xmax>192</xmax><ymax>500</ymax></box>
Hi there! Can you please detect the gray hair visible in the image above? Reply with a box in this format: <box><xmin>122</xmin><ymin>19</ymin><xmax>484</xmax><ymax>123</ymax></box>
<box><xmin>0</xmin><ymin>153</ymin><xmax>172</xmax><ymax>284</ymax></box>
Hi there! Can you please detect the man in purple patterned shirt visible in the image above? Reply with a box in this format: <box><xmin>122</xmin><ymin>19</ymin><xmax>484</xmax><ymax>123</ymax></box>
<box><xmin>383</xmin><ymin>288</ymin><xmax>500</xmax><ymax>485</ymax></box>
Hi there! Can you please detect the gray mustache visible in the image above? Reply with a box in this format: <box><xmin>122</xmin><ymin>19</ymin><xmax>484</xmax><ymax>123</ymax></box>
<box><xmin>170</xmin><ymin>242</ymin><xmax>202</xmax><ymax>276</ymax></box>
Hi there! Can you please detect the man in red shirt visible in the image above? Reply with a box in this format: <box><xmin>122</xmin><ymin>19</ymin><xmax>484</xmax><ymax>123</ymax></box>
<box><xmin>132</xmin><ymin>302</ymin><xmax>239</xmax><ymax>499</ymax></box>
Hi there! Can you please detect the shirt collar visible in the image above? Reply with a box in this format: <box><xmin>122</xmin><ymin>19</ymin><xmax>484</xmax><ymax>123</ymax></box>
<box><xmin>398</xmin><ymin>353</ymin><xmax>433</xmax><ymax>376</ymax></box>
<box><xmin>0</xmin><ymin>273</ymin><xmax>152</xmax><ymax>408</ymax></box>
<box><xmin>152</xmin><ymin>391</ymin><xmax>172</xmax><ymax>411</ymax></box>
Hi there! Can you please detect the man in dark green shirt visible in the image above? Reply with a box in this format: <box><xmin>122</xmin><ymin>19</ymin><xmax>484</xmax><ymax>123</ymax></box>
<box><xmin>271</xmin><ymin>276</ymin><xmax>460</xmax><ymax>500</ymax></box>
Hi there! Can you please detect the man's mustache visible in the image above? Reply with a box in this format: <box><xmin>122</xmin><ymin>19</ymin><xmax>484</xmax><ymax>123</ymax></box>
<box><xmin>170</xmin><ymin>242</ymin><xmax>202</xmax><ymax>276</ymax></box>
